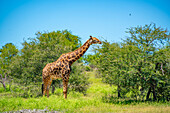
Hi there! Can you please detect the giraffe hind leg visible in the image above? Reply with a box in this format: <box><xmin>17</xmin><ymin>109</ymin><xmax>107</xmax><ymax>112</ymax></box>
<box><xmin>43</xmin><ymin>76</ymin><xmax>49</xmax><ymax>97</ymax></box>
<box><xmin>43</xmin><ymin>77</ymin><xmax>53</xmax><ymax>97</ymax></box>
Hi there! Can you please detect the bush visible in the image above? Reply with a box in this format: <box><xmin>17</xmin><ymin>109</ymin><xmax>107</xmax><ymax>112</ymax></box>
<box><xmin>69</xmin><ymin>63</ymin><xmax>90</xmax><ymax>94</ymax></box>
<box><xmin>102</xmin><ymin>94</ymin><xmax>143</xmax><ymax>105</ymax></box>
<box><xmin>10</xmin><ymin>83</ymin><xmax>42</xmax><ymax>98</ymax></box>
<box><xmin>85</xmin><ymin>65</ymin><xmax>91</xmax><ymax>71</ymax></box>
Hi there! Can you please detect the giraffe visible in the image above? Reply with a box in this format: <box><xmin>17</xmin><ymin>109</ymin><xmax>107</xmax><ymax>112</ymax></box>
<box><xmin>42</xmin><ymin>35</ymin><xmax>102</xmax><ymax>99</ymax></box>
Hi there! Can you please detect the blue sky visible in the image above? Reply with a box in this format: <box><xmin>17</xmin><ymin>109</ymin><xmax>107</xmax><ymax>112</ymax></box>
<box><xmin>0</xmin><ymin>0</ymin><xmax>170</xmax><ymax>50</ymax></box>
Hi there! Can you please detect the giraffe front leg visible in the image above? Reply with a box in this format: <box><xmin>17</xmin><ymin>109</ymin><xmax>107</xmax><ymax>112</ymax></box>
<box><xmin>43</xmin><ymin>77</ymin><xmax>48</xmax><ymax>97</ymax></box>
<box><xmin>63</xmin><ymin>79</ymin><xmax>68</xmax><ymax>99</ymax></box>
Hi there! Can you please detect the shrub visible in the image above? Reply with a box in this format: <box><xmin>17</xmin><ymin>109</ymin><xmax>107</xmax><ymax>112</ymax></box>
<box><xmin>69</xmin><ymin>63</ymin><xmax>90</xmax><ymax>94</ymax></box>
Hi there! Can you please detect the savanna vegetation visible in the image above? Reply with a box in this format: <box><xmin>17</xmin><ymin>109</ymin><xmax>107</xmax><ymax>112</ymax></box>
<box><xmin>0</xmin><ymin>23</ymin><xmax>170</xmax><ymax>112</ymax></box>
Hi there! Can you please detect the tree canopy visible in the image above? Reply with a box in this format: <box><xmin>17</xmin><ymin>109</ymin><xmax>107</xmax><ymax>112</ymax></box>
<box><xmin>87</xmin><ymin>23</ymin><xmax>170</xmax><ymax>101</ymax></box>
<box><xmin>0</xmin><ymin>43</ymin><xmax>18</xmax><ymax>75</ymax></box>
<box><xmin>0</xmin><ymin>30</ymin><xmax>89</xmax><ymax>97</ymax></box>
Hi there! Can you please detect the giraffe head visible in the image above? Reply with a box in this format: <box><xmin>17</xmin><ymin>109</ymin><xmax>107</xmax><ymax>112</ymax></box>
<box><xmin>89</xmin><ymin>35</ymin><xmax>102</xmax><ymax>45</ymax></box>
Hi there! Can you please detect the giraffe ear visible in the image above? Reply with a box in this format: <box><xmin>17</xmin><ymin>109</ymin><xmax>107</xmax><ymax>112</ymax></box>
<box><xmin>89</xmin><ymin>35</ymin><xmax>93</xmax><ymax>39</ymax></box>
<box><xmin>89</xmin><ymin>35</ymin><xmax>93</xmax><ymax>43</ymax></box>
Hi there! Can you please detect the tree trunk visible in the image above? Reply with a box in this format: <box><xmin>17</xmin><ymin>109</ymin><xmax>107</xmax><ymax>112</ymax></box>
<box><xmin>140</xmin><ymin>87</ymin><xmax>144</xmax><ymax>95</ymax></box>
<box><xmin>146</xmin><ymin>87</ymin><xmax>151</xmax><ymax>100</ymax></box>
<box><xmin>166</xmin><ymin>96</ymin><xmax>169</xmax><ymax>101</ymax></box>
<box><xmin>0</xmin><ymin>74</ymin><xmax>7</xmax><ymax>91</ymax></box>
<box><xmin>152</xmin><ymin>86</ymin><xmax>157</xmax><ymax>101</ymax></box>
<box><xmin>140</xmin><ymin>87</ymin><xmax>144</xmax><ymax>101</ymax></box>
<box><xmin>52</xmin><ymin>85</ymin><xmax>55</xmax><ymax>94</ymax></box>
<box><xmin>118</xmin><ymin>91</ymin><xmax>121</xmax><ymax>98</ymax></box>
<box><xmin>0</xmin><ymin>81</ymin><xmax>6</xmax><ymax>91</ymax></box>
<box><xmin>2</xmin><ymin>82</ymin><xmax>6</xmax><ymax>90</ymax></box>
<box><xmin>117</xmin><ymin>85</ymin><xmax>121</xmax><ymax>98</ymax></box>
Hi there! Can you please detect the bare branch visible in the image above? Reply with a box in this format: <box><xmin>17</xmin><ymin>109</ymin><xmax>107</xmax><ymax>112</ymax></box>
<box><xmin>161</xmin><ymin>63</ymin><xmax>165</xmax><ymax>75</ymax></box>
<box><xmin>4</xmin><ymin>73</ymin><xmax>7</xmax><ymax>80</ymax></box>
<box><xmin>0</xmin><ymin>74</ymin><xmax>7</xmax><ymax>90</ymax></box>
<box><xmin>0</xmin><ymin>74</ymin><xmax>2</xmax><ymax>79</ymax></box>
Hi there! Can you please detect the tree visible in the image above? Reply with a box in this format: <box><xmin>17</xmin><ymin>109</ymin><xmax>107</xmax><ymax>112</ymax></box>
<box><xmin>0</xmin><ymin>43</ymin><xmax>18</xmax><ymax>73</ymax></box>
<box><xmin>8</xmin><ymin>30</ymin><xmax>89</xmax><ymax>97</ymax></box>
<box><xmin>124</xmin><ymin>23</ymin><xmax>169</xmax><ymax>100</ymax></box>
<box><xmin>0</xmin><ymin>43</ymin><xmax>18</xmax><ymax>90</ymax></box>
<box><xmin>92</xmin><ymin>41</ymin><xmax>141</xmax><ymax>98</ymax></box>
<box><xmin>89</xmin><ymin>23</ymin><xmax>169</xmax><ymax>101</ymax></box>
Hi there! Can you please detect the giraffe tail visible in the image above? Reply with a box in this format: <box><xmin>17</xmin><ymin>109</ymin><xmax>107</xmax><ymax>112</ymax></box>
<box><xmin>42</xmin><ymin>83</ymin><xmax>44</xmax><ymax>95</ymax></box>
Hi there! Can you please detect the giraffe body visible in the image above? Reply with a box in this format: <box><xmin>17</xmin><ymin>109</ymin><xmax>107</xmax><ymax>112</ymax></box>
<box><xmin>42</xmin><ymin>36</ymin><xmax>101</xmax><ymax>98</ymax></box>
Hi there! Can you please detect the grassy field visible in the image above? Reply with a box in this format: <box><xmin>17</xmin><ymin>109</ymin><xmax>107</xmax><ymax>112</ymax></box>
<box><xmin>0</xmin><ymin>71</ymin><xmax>170</xmax><ymax>113</ymax></box>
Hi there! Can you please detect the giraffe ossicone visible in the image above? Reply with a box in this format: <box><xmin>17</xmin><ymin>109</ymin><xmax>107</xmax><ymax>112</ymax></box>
<box><xmin>42</xmin><ymin>35</ymin><xmax>102</xmax><ymax>99</ymax></box>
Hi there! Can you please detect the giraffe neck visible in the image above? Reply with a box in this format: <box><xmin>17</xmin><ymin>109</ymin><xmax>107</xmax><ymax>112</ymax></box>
<box><xmin>69</xmin><ymin>39</ymin><xmax>91</xmax><ymax>64</ymax></box>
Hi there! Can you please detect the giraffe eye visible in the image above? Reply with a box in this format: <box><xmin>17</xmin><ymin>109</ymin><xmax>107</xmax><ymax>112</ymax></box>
<box><xmin>94</xmin><ymin>40</ymin><xmax>97</xmax><ymax>43</ymax></box>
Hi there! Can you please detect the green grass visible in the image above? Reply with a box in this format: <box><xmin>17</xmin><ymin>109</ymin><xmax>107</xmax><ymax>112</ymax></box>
<box><xmin>0</xmin><ymin>71</ymin><xmax>170</xmax><ymax>113</ymax></box>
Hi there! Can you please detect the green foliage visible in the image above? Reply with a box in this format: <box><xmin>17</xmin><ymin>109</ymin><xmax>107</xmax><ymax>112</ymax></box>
<box><xmin>0</xmin><ymin>43</ymin><xmax>18</xmax><ymax>75</ymax></box>
<box><xmin>85</xmin><ymin>65</ymin><xmax>91</xmax><ymax>71</ymax></box>
<box><xmin>10</xmin><ymin>30</ymin><xmax>81</xmax><ymax>84</ymax></box>
<box><xmin>124</xmin><ymin>23</ymin><xmax>170</xmax><ymax>101</ymax></box>
<box><xmin>69</xmin><ymin>63</ymin><xmax>90</xmax><ymax>94</ymax></box>
<box><xmin>0</xmin><ymin>30</ymin><xmax>90</xmax><ymax>97</ymax></box>
<box><xmin>87</xmin><ymin>23</ymin><xmax>170</xmax><ymax>101</ymax></box>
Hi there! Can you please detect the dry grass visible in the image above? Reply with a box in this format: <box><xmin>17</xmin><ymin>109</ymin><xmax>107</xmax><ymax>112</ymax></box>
<box><xmin>77</xmin><ymin>104</ymin><xmax>170</xmax><ymax>113</ymax></box>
